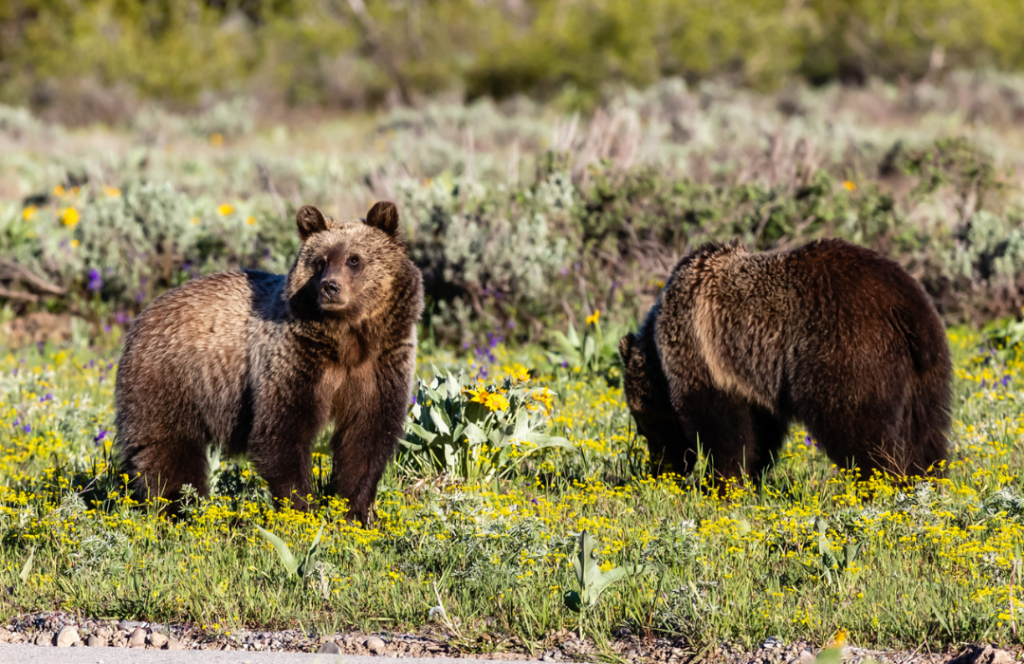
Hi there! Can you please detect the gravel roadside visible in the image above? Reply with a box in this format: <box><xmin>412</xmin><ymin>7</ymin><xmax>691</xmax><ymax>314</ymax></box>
<box><xmin>1</xmin><ymin>612</ymin><xmax>1019</xmax><ymax>664</ymax></box>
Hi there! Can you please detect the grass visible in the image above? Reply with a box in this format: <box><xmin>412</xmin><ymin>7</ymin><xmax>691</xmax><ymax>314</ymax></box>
<box><xmin>3</xmin><ymin>73</ymin><xmax>1024</xmax><ymax>654</ymax></box>
<box><xmin>1</xmin><ymin>325</ymin><xmax>1023</xmax><ymax>653</ymax></box>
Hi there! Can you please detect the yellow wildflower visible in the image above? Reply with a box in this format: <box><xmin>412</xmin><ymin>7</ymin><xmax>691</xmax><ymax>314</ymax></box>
<box><xmin>245</xmin><ymin>216</ymin><xmax>256</xmax><ymax>226</ymax></box>
<box><xmin>104</xmin><ymin>186</ymin><xmax>121</xmax><ymax>198</ymax></box>
<box><xmin>828</xmin><ymin>629</ymin><xmax>847</xmax><ymax>647</ymax></box>
<box><xmin>586</xmin><ymin>310</ymin><xmax>600</xmax><ymax>325</ymax></box>
<box><xmin>508</xmin><ymin>366</ymin><xmax>530</xmax><ymax>382</ymax></box>
<box><xmin>61</xmin><ymin>207</ymin><xmax>79</xmax><ymax>228</ymax></box>
<box><xmin>483</xmin><ymin>393</ymin><xmax>509</xmax><ymax>412</ymax></box>
<box><xmin>53</xmin><ymin>185</ymin><xmax>66</xmax><ymax>197</ymax></box>
<box><xmin>842</xmin><ymin>180</ymin><xmax>856</xmax><ymax>192</ymax></box>
<box><xmin>217</xmin><ymin>204</ymin><xmax>234</xmax><ymax>216</ymax></box>
<box><xmin>70</xmin><ymin>239</ymin><xmax>79</xmax><ymax>249</ymax></box>
<box><xmin>532</xmin><ymin>387</ymin><xmax>555</xmax><ymax>413</ymax></box>
<box><xmin>189</xmin><ymin>216</ymin><xmax>200</xmax><ymax>225</ymax></box>
<box><xmin>467</xmin><ymin>388</ymin><xmax>510</xmax><ymax>412</ymax></box>
<box><xmin>210</xmin><ymin>133</ymin><xmax>225</xmax><ymax>147</ymax></box>
<box><xmin>22</xmin><ymin>206</ymin><xmax>37</xmax><ymax>221</ymax></box>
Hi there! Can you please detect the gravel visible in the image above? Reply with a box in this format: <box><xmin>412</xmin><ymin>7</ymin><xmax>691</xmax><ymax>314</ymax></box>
<box><xmin>0</xmin><ymin>611</ymin><xmax>1021</xmax><ymax>664</ymax></box>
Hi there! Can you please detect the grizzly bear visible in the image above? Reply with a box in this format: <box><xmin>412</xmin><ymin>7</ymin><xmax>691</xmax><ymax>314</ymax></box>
<box><xmin>115</xmin><ymin>202</ymin><xmax>423</xmax><ymax>524</ymax></box>
<box><xmin>619</xmin><ymin>239</ymin><xmax>951</xmax><ymax>482</ymax></box>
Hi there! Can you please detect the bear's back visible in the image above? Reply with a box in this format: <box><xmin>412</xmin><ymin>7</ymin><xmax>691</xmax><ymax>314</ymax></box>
<box><xmin>660</xmin><ymin>239</ymin><xmax>947</xmax><ymax>412</ymax></box>
<box><xmin>117</xmin><ymin>270</ymin><xmax>288</xmax><ymax>445</ymax></box>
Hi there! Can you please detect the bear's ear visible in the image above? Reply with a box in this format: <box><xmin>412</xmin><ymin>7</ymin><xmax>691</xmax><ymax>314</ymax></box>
<box><xmin>296</xmin><ymin>205</ymin><xmax>329</xmax><ymax>241</ymax></box>
<box><xmin>618</xmin><ymin>332</ymin><xmax>636</xmax><ymax>360</ymax></box>
<box><xmin>365</xmin><ymin>201</ymin><xmax>400</xmax><ymax>236</ymax></box>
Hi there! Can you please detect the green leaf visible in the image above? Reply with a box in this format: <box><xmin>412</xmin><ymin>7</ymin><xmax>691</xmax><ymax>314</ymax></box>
<box><xmin>563</xmin><ymin>590</ymin><xmax>583</xmax><ymax>613</ymax></box>
<box><xmin>430</xmin><ymin>408</ymin><xmax>451</xmax><ymax>435</ymax></box>
<box><xmin>18</xmin><ymin>548</ymin><xmax>34</xmax><ymax>585</ymax></box>
<box><xmin>297</xmin><ymin>522</ymin><xmax>325</xmax><ymax>578</ymax></box>
<box><xmin>445</xmin><ymin>372</ymin><xmax>461</xmax><ymax>399</ymax></box>
<box><xmin>406</xmin><ymin>422</ymin><xmax>438</xmax><ymax>444</ymax></box>
<box><xmin>464</xmin><ymin>422</ymin><xmax>488</xmax><ymax>445</ymax></box>
<box><xmin>256</xmin><ymin>526</ymin><xmax>299</xmax><ymax>576</ymax></box>
<box><xmin>583</xmin><ymin>335</ymin><xmax>596</xmax><ymax>366</ymax></box>
<box><xmin>516</xmin><ymin>433</ymin><xmax>574</xmax><ymax>450</ymax></box>
<box><xmin>566</xmin><ymin>324</ymin><xmax>580</xmax><ymax>348</ymax></box>
<box><xmin>551</xmin><ymin>331</ymin><xmax>578</xmax><ymax>357</ymax></box>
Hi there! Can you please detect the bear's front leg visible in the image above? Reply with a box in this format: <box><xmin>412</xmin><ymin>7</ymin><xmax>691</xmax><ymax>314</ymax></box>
<box><xmin>248</xmin><ymin>390</ymin><xmax>324</xmax><ymax>511</ymax></box>
<box><xmin>330</xmin><ymin>355</ymin><xmax>411</xmax><ymax>525</ymax></box>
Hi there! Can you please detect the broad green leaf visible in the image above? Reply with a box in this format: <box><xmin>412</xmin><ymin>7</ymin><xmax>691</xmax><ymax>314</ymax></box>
<box><xmin>398</xmin><ymin>438</ymin><xmax>424</xmax><ymax>451</ymax></box>
<box><xmin>297</xmin><ymin>522</ymin><xmax>325</xmax><ymax>578</ymax></box>
<box><xmin>406</xmin><ymin>422</ymin><xmax>438</xmax><ymax>444</ymax></box>
<box><xmin>430</xmin><ymin>408</ymin><xmax>451</xmax><ymax>435</ymax></box>
<box><xmin>583</xmin><ymin>335</ymin><xmax>596</xmax><ymax>365</ymax></box>
<box><xmin>517</xmin><ymin>433</ymin><xmax>574</xmax><ymax>449</ymax></box>
<box><xmin>464</xmin><ymin>422</ymin><xmax>488</xmax><ymax>445</ymax></box>
<box><xmin>18</xmin><ymin>549</ymin><xmax>34</xmax><ymax>584</ymax></box>
<box><xmin>566</xmin><ymin>324</ymin><xmax>580</xmax><ymax>348</ymax></box>
<box><xmin>256</xmin><ymin>526</ymin><xmax>299</xmax><ymax>576</ymax></box>
<box><xmin>445</xmin><ymin>372</ymin><xmax>461</xmax><ymax>399</ymax></box>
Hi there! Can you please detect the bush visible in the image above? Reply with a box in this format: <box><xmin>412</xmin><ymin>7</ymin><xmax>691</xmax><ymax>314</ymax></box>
<box><xmin>3</xmin><ymin>1</ymin><xmax>1024</xmax><ymax>110</ymax></box>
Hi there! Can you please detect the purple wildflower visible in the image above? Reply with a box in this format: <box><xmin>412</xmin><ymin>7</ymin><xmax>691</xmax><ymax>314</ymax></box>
<box><xmin>1002</xmin><ymin>375</ymin><xmax>1011</xmax><ymax>387</ymax></box>
<box><xmin>981</xmin><ymin>379</ymin><xmax>987</xmax><ymax>388</ymax></box>
<box><xmin>94</xmin><ymin>430</ymin><xmax>107</xmax><ymax>444</ymax></box>
<box><xmin>87</xmin><ymin>268</ymin><xmax>103</xmax><ymax>292</ymax></box>
<box><xmin>410</xmin><ymin>394</ymin><xmax>417</xmax><ymax>405</ymax></box>
<box><xmin>508</xmin><ymin>320</ymin><xmax>516</xmax><ymax>329</ymax></box>
<box><xmin>104</xmin><ymin>324</ymin><xmax>112</xmax><ymax>333</ymax></box>
<box><xmin>22</xmin><ymin>424</ymin><xmax>30</xmax><ymax>433</ymax></box>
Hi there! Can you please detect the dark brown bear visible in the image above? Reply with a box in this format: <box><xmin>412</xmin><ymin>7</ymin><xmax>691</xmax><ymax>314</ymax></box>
<box><xmin>115</xmin><ymin>202</ymin><xmax>423</xmax><ymax>524</ymax></box>
<box><xmin>619</xmin><ymin>239</ymin><xmax>951</xmax><ymax>482</ymax></box>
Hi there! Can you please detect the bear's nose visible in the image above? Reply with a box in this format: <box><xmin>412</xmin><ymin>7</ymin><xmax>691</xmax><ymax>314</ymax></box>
<box><xmin>320</xmin><ymin>280</ymin><xmax>341</xmax><ymax>300</ymax></box>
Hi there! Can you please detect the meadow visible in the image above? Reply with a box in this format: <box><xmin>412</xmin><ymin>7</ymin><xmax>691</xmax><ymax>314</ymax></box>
<box><xmin>2</xmin><ymin>73</ymin><xmax>1024</xmax><ymax>655</ymax></box>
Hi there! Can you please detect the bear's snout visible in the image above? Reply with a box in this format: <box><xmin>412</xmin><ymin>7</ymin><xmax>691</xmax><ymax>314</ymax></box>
<box><xmin>319</xmin><ymin>278</ymin><xmax>347</xmax><ymax>306</ymax></box>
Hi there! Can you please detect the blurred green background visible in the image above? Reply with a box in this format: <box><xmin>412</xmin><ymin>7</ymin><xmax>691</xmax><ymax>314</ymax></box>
<box><xmin>2</xmin><ymin>0</ymin><xmax>1023</xmax><ymax>116</ymax></box>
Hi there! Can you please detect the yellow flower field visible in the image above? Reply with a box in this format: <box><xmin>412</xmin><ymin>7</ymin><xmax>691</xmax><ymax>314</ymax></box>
<box><xmin>0</xmin><ymin>327</ymin><xmax>1023</xmax><ymax>651</ymax></box>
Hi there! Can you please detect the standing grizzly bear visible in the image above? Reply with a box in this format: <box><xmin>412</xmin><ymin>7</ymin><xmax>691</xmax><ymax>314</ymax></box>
<box><xmin>619</xmin><ymin>239</ymin><xmax>951</xmax><ymax>482</ymax></box>
<box><xmin>115</xmin><ymin>201</ymin><xmax>423</xmax><ymax>524</ymax></box>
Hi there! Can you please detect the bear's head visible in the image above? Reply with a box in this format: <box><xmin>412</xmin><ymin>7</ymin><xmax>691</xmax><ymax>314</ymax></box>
<box><xmin>619</xmin><ymin>329</ymin><xmax>688</xmax><ymax>475</ymax></box>
<box><xmin>285</xmin><ymin>201</ymin><xmax>406</xmax><ymax>321</ymax></box>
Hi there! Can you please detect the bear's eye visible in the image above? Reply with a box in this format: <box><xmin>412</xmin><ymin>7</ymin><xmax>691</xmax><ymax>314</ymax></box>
<box><xmin>347</xmin><ymin>255</ymin><xmax>361</xmax><ymax>268</ymax></box>
<box><xmin>314</xmin><ymin>258</ymin><xmax>327</xmax><ymax>272</ymax></box>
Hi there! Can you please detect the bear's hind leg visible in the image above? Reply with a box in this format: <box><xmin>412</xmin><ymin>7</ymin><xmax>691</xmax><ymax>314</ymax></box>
<box><xmin>119</xmin><ymin>429</ymin><xmax>210</xmax><ymax>507</ymax></box>
<box><xmin>748</xmin><ymin>405</ymin><xmax>790</xmax><ymax>483</ymax></box>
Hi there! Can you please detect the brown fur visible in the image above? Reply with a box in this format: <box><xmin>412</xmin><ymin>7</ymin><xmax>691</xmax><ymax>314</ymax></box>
<box><xmin>115</xmin><ymin>201</ymin><xmax>423</xmax><ymax>524</ymax></box>
<box><xmin>619</xmin><ymin>239</ymin><xmax>951</xmax><ymax>482</ymax></box>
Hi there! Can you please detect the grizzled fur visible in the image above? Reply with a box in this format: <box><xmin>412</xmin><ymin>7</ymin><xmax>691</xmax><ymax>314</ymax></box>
<box><xmin>115</xmin><ymin>201</ymin><xmax>423</xmax><ymax>524</ymax></box>
<box><xmin>619</xmin><ymin>239</ymin><xmax>951</xmax><ymax>482</ymax></box>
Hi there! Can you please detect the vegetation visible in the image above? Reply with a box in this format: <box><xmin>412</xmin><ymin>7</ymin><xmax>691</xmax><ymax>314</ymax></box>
<box><xmin>3</xmin><ymin>0</ymin><xmax>1024</xmax><ymax>114</ymax></box>
<box><xmin>2</xmin><ymin>72</ymin><xmax>1024</xmax><ymax>651</ymax></box>
<box><xmin>1</xmin><ymin>325</ymin><xmax>1024</xmax><ymax>650</ymax></box>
